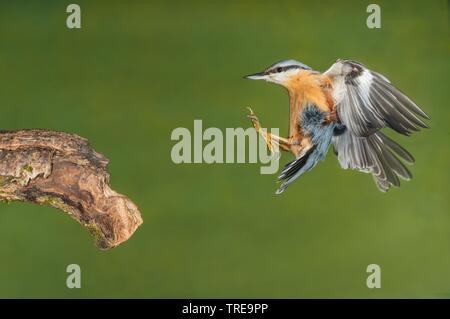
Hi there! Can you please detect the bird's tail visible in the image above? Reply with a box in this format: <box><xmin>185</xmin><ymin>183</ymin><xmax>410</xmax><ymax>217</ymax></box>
<box><xmin>276</xmin><ymin>145</ymin><xmax>318</xmax><ymax>194</ymax></box>
<box><xmin>332</xmin><ymin>130</ymin><xmax>415</xmax><ymax>192</ymax></box>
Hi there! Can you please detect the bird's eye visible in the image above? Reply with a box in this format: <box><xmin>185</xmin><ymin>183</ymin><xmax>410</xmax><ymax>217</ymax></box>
<box><xmin>276</xmin><ymin>67</ymin><xmax>283</xmax><ymax>73</ymax></box>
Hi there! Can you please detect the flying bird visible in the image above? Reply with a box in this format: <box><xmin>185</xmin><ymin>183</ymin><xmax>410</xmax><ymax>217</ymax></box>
<box><xmin>245</xmin><ymin>59</ymin><xmax>430</xmax><ymax>194</ymax></box>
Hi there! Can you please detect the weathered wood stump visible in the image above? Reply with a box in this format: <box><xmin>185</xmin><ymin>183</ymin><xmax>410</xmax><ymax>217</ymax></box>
<box><xmin>0</xmin><ymin>129</ymin><xmax>143</xmax><ymax>249</ymax></box>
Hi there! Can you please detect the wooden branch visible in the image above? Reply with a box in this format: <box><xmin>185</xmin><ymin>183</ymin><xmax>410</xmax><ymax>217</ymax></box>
<box><xmin>0</xmin><ymin>129</ymin><xmax>143</xmax><ymax>249</ymax></box>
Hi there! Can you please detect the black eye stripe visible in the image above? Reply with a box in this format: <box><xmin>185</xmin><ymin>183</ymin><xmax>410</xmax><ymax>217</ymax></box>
<box><xmin>284</xmin><ymin>65</ymin><xmax>300</xmax><ymax>71</ymax></box>
<box><xmin>267</xmin><ymin>65</ymin><xmax>301</xmax><ymax>74</ymax></box>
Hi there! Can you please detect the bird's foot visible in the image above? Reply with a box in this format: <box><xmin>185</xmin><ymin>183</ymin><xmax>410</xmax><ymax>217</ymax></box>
<box><xmin>246</xmin><ymin>107</ymin><xmax>275</xmax><ymax>152</ymax></box>
<box><xmin>247</xmin><ymin>107</ymin><xmax>261</xmax><ymax>132</ymax></box>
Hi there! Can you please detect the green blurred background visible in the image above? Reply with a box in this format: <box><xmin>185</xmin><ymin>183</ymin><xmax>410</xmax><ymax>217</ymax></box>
<box><xmin>0</xmin><ymin>0</ymin><xmax>448</xmax><ymax>298</ymax></box>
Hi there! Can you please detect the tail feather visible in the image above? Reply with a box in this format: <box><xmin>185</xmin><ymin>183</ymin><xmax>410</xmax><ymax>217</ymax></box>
<box><xmin>276</xmin><ymin>146</ymin><xmax>317</xmax><ymax>194</ymax></box>
<box><xmin>333</xmin><ymin>130</ymin><xmax>414</xmax><ymax>192</ymax></box>
<box><xmin>378</xmin><ymin>132</ymin><xmax>415</xmax><ymax>163</ymax></box>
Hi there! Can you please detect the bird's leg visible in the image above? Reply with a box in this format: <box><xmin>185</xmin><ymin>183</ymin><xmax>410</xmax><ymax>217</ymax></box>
<box><xmin>247</xmin><ymin>107</ymin><xmax>291</xmax><ymax>152</ymax></box>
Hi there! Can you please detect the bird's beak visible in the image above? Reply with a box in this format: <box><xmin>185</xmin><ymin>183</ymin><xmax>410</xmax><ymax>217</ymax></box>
<box><xmin>244</xmin><ymin>72</ymin><xmax>268</xmax><ymax>80</ymax></box>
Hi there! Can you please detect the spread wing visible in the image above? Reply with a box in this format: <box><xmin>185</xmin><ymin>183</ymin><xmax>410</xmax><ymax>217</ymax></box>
<box><xmin>324</xmin><ymin>59</ymin><xmax>430</xmax><ymax>191</ymax></box>
<box><xmin>324</xmin><ymin>59</ymin><xmax>429</xmax><ymax>137</ymax></box>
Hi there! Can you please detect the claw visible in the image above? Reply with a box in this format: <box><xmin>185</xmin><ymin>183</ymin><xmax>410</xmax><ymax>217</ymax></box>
<box><xmin>246</xmin><ymin>107</ymin><xmax>260</xmax><ymax>131</ymax></box>
<box><xmin>246</xmin><ymin>107</ymin><xmax>257</xmax><ymax>120</ymax></box>
<box><xmin>245</xmin><ymin>107</ymin><xmax>279</xmax><ymax>154</ymax></box>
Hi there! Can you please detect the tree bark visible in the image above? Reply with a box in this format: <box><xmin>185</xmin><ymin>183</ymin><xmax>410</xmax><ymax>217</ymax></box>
<box><xmin>0</xmin><ymin>129</ymin><xmax>143</xmax><ymax>249</ymax></box>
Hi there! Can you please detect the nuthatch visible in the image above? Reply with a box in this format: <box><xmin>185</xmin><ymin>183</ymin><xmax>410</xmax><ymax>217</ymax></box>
<box><xmin>245</xmin><ymin>59</ymin><xmax>429</xmax><ymax>194</ymax></box>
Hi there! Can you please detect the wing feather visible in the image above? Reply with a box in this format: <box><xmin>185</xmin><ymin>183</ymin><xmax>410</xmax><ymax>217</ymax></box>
<box><xmin>326</xmin><ymin>59</ymin><xmax>429</xmax><ymax>191</ymax></box>
<box><xmin>324</xmin><ymin>59</ymin><xmax>429</xmax><ymax>137</ymax></box>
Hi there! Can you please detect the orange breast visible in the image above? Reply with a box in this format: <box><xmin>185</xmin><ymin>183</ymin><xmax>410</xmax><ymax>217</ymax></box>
<box><xmin>285</xmin><ymin>71</ymin><xmax>337</xmax><ymax>157</ymax></box>
<box><xmin>286</xmin><ymin>71</ymin><xmax>333</xmax><ymax>112</ymax></box>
